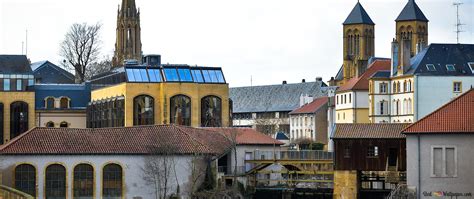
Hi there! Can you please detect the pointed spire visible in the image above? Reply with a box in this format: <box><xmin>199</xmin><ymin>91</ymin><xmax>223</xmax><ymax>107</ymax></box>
<box><xmin>120</xmin><ymin>0</ymin><xmax>137</xmax><ymax>18</ymax></box>
<box><xmin>343</xmin><ymin>1</ymin><xmax>375</xmax><ymax>25</ymax></box>
<box><xmin>396</xmin><ymin>0</ymin><xmax>428</xmax><ymax>22</ymax></box>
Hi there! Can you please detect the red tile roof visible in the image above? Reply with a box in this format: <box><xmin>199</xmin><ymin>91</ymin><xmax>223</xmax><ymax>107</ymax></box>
<box><xmin>403</xmin><ymin>89</ymin><xmax>474</xmax><ymax>134</ymax></box>
<box><xmin>289</xmin><ymin>97</ymin><xmax>328</xmax><ymax>114</ymax></box>
<box><xmin>333</xmin><ymin>123</ymin><xmax>409</xmax><ymax>139</ymax></box>
<box><xmin>205</xmin><ymin>128</ymin><xmax>284</xmax><ymax>145</ymax></box>
<box><xmin>0</xmin><ymin>125</ymin><xmax>232</xmax><ymax>155</ymax></box>
<box><xmin>337</xmin><ymin>59</ymin><xmax>391</xmax><ymax>92</ymax></box>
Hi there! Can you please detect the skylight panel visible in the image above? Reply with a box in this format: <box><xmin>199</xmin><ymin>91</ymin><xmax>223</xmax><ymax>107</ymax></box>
<box><xmin>426</xmin><ymin>64</ymin><xmax>436</xmax><ymax>71</ymax></box>
<box><xmin>468</xmin><ymin>62</ymin><xmax>474</xmax><ymax>74</ymax></box>
<box><xmin>177</xmin><ymin>68</ymin><xmax>193</xmax><ymax>82</ymax></box>
<box><xmin>126</xmin><ymin>69</ymin><xmax>136</xmax><ymax>82</ymax></box>
<box><xmin>446</xmin><ymin>64</ymin><xmax>455</xmax><ymax>71</ymax></box>
<box><xmin>163</xmin><ymin>68</ymin><xmax>179</xmax><ymax>81</ymax></box>
<box><xmin>191</xmin><ymin>70</ymin><xmax>204</xmax><ymax>83</ymax></box>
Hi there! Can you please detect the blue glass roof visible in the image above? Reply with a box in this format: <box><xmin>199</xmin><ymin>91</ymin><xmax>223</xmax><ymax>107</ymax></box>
<box><xmin>125</xmin><ymin>65</ymin><xmax>226</xmax><ymax>84</ymax></box>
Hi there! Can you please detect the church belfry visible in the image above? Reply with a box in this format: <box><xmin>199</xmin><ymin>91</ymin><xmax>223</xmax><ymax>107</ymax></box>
<box><xmin>395</xmin><ymin>0</ymin><xmax>428</xmax><ymax>58</ymax></box>
<box><xmin>341</xmin><ymin>1</ymin><xmax>375</xmax><ymax>84</ymax></box>
<box><xmin>113</xmin><ymin>0</ymin><xmax>143</xmax><ymax>67</ymax></box>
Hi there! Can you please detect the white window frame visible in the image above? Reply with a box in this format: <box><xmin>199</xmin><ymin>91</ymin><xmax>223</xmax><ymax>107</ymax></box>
<box><xmin>446</xmin><ymin>64</ymin><xmax>455</xmax><ymax>71</ymax></box>
<box><xmin>468</xmin><ymin>62</ymin><xmax>474</xmax><ymax>74</ymax></box>
<box><xmin>431</xmin><ymin>145</ymin><xmax>457</xmax><ymax>178</ymax></box>
<box><xmin>453</xmin><ymin>82</ymin><xmax>462</xmax><ymax>93</ymax></box>
<box><xmin>426</xmin><ymin>64</ymin><xmax>436</xmax><ymax>71</ymax></box>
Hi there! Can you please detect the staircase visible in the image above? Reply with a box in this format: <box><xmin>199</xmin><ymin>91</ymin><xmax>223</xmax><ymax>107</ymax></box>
<box><xmin>0</xmin><ymin>185</ymin><xmax>34</xmax><ymax>199</ymax></box>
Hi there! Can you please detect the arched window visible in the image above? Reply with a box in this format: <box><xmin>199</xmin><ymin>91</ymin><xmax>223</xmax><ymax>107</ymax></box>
<box><xmin>60</xmin><ymin>121</ymin><xmax>68</xmax><ymax>128</ymax></box>
<box><xmin>403</xmin><ymin>81</ymin><xmax>407</xmax><ymax>93</ymax></box>
<box><xmin>15</xmin><ymin>164</ymin><xmax>36</xmax><ymax>197</ymax></box>
<box><xmin>74</xmin><ymin>164</ymin><xmax>94</xmax><ymax>199</ymax></box>
<box><xmin>393</xmin><ymin>82</ymin><xmax>397</xmax><ymax>93</ymax></box>
<box><xmin>45</xmin><ymin>164</ymin><xmax>66</xmax><ymax>199</ymax></box>
<box><xmin>133</xmin><ymin>95</ymin><xmax>154</xmax><ymax>126</ymax></box>
<box><xmin>10</xmin><ymin>101</ymin><xmax>28</xmax><ymax>139</ymax></box>
<box><xmin>46</xmin><ymin>97</ymin><xmax>55</xmax><ymax>109</ymax></box>
<box><xmin>408</xmin><ymin>98</ymin><xmax>412</xmax><ymax>114</ymax></box>
<box><xmin>0</xmin><ymin>103</ymin><xmax>3</xmax><ymax>145</ymax></box>
<box><xmin>46</xmin><ymin>121</ymin><xmax>55</xmax><ymax>128</ymax></box>
<box><xmin>103</xmin><ymin>164</ymin><xmax>123</xmax><ymax>199</ymax></box>
<box><xmin>170</xmin><ymin>95</ymin><xmax>191</xmax><ymax>126</ymax></box>
<box><xmin>201</xmin><ymin>96</ymin><xmax>222</xmax><ymax>127</ymax></box>
<box><xmin>60</xmin><ymin>97</ymin><xmax>69</xmax><ymax>109</ymax></box>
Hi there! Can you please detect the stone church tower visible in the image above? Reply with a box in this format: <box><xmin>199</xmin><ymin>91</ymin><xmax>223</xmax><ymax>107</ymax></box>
<box><xmin>112</xmin><ymin>0</ymin><xmax>143</xmax><ymax>67</ymax></box>
<box><xmin>340</xmin><ymin>2</ymin><xmax>375</xmax><ymax>85</ymax></box>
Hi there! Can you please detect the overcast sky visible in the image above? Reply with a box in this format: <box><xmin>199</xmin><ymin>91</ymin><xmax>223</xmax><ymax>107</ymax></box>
<box><xmin>1</xmin><ymin>0</ymin><xmax>473</xmax><ymax>87</ymax></box>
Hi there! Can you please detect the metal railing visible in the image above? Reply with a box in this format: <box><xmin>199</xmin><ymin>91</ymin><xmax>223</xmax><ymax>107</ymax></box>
<box><xmin>0</xmin><ymin>185</ymin><xmax>34</xmax><ymax>199</ymax></box>
<box><xmin>251</xmin><ymin>150</ymin><xmax>333</xmax><ymax>160</ymax></box>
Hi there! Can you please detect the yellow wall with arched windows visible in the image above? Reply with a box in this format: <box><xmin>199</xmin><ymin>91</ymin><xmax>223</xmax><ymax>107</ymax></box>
<box><xmin>0</xmin><ymin>91</ymin><xmax>35</xmax><ymax>144</ymax></box>
<box><xmin>90</xmin><ymin>82</ymin><xmax>230</xmax><ymax>127</ymax></box>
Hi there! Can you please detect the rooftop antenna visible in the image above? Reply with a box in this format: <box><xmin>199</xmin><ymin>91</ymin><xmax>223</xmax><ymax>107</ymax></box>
<box><xmin>21</xmin><ymin>42</ymin><xmax>24</xmax><ymax>55</ymax></box>
<box><xmin>453</xmin><ymin>2</ymin><xmax>465</xmax><ymax>43</ymax></box>
<box><xmin>25</xmin><ymin>29</ymin><xmax>28</xmax><ymax>56</ymax></box>
<box><xmin>250</xmin><ymin>75</ymin><xmax>253</xmax><ymax>86</ymax></box>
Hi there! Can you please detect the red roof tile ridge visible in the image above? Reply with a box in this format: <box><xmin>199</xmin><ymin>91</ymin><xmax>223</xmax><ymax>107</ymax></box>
<box><xmin>289</xmin><ymin>96</ymin><xmax>328</xmax><ymax>114</ymax></box>
<box><xmin>0</xmin><ymin>127</ymin><xmax>38</xmax><ymax>151</ymax></box>
<box><xmin>174</xmin><ymin>125</ymin><xmax>217</xmax><ymax>153</ymax></box>
<box><xmin>402</xmin><ymin>88</ymin><xmax>474</xmax><ymax>134</ymax></box>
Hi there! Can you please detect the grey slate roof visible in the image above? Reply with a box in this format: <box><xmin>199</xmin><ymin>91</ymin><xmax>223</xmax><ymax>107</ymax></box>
<box><xmin>397</xmin><ymin>44</ymin><xmax>474</xmax><ymax>76</ymax></box>
<box><xmin>0</xmin><ymin>55</ymin><xmax>32</xmax><ymax>74</ymax></box>
<box><xmin>395</xmin><ymin>0</ymin><xmax>428</xmax><ymax>22</ymax></box>
<box><xmin>31</xmin><ymin>61</ymin><xmax>75</xmax><ymax>84</ymax></box>
<box><xmin>230</xmin><ymin>81</ymin><xmax>331</xmax><ymax>113</ymax></box>
<box><xmin>343</xmin><ymin>2</ymin><xmax>375</xmax><ymax>25</ymax></box>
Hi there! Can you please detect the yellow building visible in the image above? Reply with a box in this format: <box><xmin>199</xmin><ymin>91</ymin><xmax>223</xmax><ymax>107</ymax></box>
<box><xmin>0</xmin><ymin>55</ymin><xmax>36</xmax><ymax>144</ymax></box>
<box><xmin>88</xmin><ymin>59</ymin><xmax>230</xmax><ymax>128</ymax></box>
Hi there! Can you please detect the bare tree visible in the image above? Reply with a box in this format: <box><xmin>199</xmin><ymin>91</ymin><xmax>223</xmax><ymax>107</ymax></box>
<box><xmin>59</xmin><ymin>22</ymin><xmax>102</xmax><ymax>83</ymax></box>
<box><xmin>85</xmin><ymin>56</ymin><xmax>112</xmax><ymax>80</ymax></box>
<box><xmin>186</xmin><ymin>154</ymin><xmax>209</xmax><ymax>197</ymax></box>
<box><xmin>142</xmin><ymin>145</ymin><xmax>177</xmax><ymax>199</ymax></box>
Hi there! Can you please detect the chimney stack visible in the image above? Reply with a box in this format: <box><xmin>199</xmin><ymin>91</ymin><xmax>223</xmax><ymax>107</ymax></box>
<box><xmin>302</xmin><ymin>79</ymin><xmax>306</xmax><ymax>83</ymax></box>
<box><xmin>400</xmin><ymin>39</ymin><xmax>411</xmax><ymax>74</ymax></box>
<box><xmin>391</xmin><ymin>38</ymin><xmax>399</xmax><ymax>77</ymax></box>
<box><xmin>316</xmin><ymin>77</ymin><xmax>323</xmax><ymax>82</ymax></box>
<box><xmin>282</xmin><ymin>80</ymin><xmax>287</xmax><ymax>84</ymax></box>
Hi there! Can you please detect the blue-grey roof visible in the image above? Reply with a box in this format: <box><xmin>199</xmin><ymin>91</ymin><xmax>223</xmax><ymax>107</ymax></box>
<box><xmin>276</xmin><ymin>132</ymin><xmax>289</xmax><ymax>140</ymax></box>
<box><xmin>0</xmin><ymin>55</ymin><xmax>32</xmax><ymax>74</ymax></box>
<box><xmin>371</xmin><ymin>71</ymin><xmax>391</xmax><ymax>78</ymax></box>
<box><xmin>398</xmin><ymin>44</ymin><xmax>474</xmax><ymax>76</ymax></box>
<box><xmin>31</xmin><ymin>61</ymin><xmax>75</xmax><ymax>84</ymax></box>
<box><xmin>34</xmin><ymin>83</ymin><xmax>91</xmax><ymax>109</ymax></box>
<box><xmin>230</xmin><ymin>81</ymin><xmax>331</xmax><ymax>113</ymax></box>
<box><xmin>334</xmin><ymin>65</ymin><xmax>344</xmax><ymax>81</ymax></box>
<box><xmin>343</xmin><ymin>2</ymin><xmax>375</xmax><ymax>25</ymax></box>
<box><xmin>395</xmin><ymin>0</ymin><xmax>428</xmax><ymax>22</ymax></box>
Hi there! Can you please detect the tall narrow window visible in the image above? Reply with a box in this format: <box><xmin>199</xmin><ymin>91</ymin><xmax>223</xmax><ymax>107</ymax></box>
<box><xmin>4</xmin><ymin>79</ymin><xmax>10</xmax><ymax>91</ymax></box>
<box><xmin>133</xmin><ymin>95</ymin><xmax>154</xmax><ymax>125</ymax></box>
<box><xmin>103</xmin><ymin>164</ymin><xmax>123</xmax><ymax>199</ymax></box>
<box><xmin>46</xmin><ymin>97</ymin><xmax>55</xmax><ymax>109</ymax></box>
<box><xmin>170</xmin><ymin>95</ymin><xmax>191</xmax><ymax>126</ymax></box>
<box><xmin>16</xmin><ymin>79</ymin><xmax>22</xmax><ymax>91</ymax></box>
<box><xmin>453</xmin><ymin>82</ymin><xmax>462</xmax><ymax>93</ymax></box>
<box><xmin>45</xmin><ymin>164</ymin><xmax>66</xmax><ymax>199</ymax></box>
<box><xmin>15</xmin><ymin>164</ymin><xmax>36</xmax><ymax>197</ymax></box>
<box><xmin>74</xmin><ymin>164</ymin><xmax>94</xmax><ymax>199</ymax></box>
<box><xmin>201</xmin><ymin>96</ymin><xmax>222</xmax><ymax>127</ymax></box>
<box><xmin>10</xmin><ymin>101</ymin><xmax>28</xmax><ymax>139</ymax></box>
<box><xmin>60</xmin><ymin>97</ymin><xmax>69</xmax><ymax>109</ymax></box>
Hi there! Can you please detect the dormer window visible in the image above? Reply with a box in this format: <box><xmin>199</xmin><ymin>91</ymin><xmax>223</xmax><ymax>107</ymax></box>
<box><xmin>60</xmin><ymin>97</ymin><xmax>69</xmax><ymax>109</ymax></box>
<box><xmin>468</xmin><ymin>62</ymin><xmax>474</xmax><ymax>74</ymax></box>
<box><xmin>45</xmin><ymin>97</ymin><xmax>55</xmax><ymax>109</ymax></box>
<box><xmin>426</xmin><ymin>64</ymin><xmax>436</xmax><ymax>71</ymax></box>
<box><xmin>446</xmin><ymin>64</ymin><xmax>455</xmax><ymax>71</ymax></box>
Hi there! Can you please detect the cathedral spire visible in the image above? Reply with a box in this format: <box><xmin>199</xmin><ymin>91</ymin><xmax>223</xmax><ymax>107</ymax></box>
<box><xmin>113</xmin><ymin>0</ymin><xmax>142</xmax><ymax>67</ymax></box>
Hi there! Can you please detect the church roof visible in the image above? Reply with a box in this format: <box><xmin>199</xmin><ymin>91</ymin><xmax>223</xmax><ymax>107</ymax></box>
<box><xmin>343</xmin><ymin>2</ymin><xmax>375</xmax><ymax>25</ymax></box>
<box><xmin>395</xmin><ymin>0</ymin><xmax>428</xmax><ymax>22</ymax></box>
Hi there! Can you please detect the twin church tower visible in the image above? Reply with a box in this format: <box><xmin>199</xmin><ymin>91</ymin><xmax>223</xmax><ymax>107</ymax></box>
<box><xmin>334</xmin><ymin>0</ymin><xmax>429</xmax><ymax>86</ymax></box>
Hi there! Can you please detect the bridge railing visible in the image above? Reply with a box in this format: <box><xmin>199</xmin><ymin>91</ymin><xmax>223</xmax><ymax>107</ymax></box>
<box><xmin>251</xmin><ymin>150</ymin><xmax>333</xmax><ymax>161</ymax></box>
<box><xmin>0</xmin><ymin>185</ymin><xmax>34</xmax><ymax>199</ymax></box>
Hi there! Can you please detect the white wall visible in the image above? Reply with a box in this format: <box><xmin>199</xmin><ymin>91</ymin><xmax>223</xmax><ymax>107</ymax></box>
<box><xmin>0</xmin><ymin>155</ymin><xmax>204</xmax><ymax>199</ymax></box>
<box><xmin>416</xmin><ymin>76</ymin><xmax>474</xmax><ymax>120</ymax></box>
